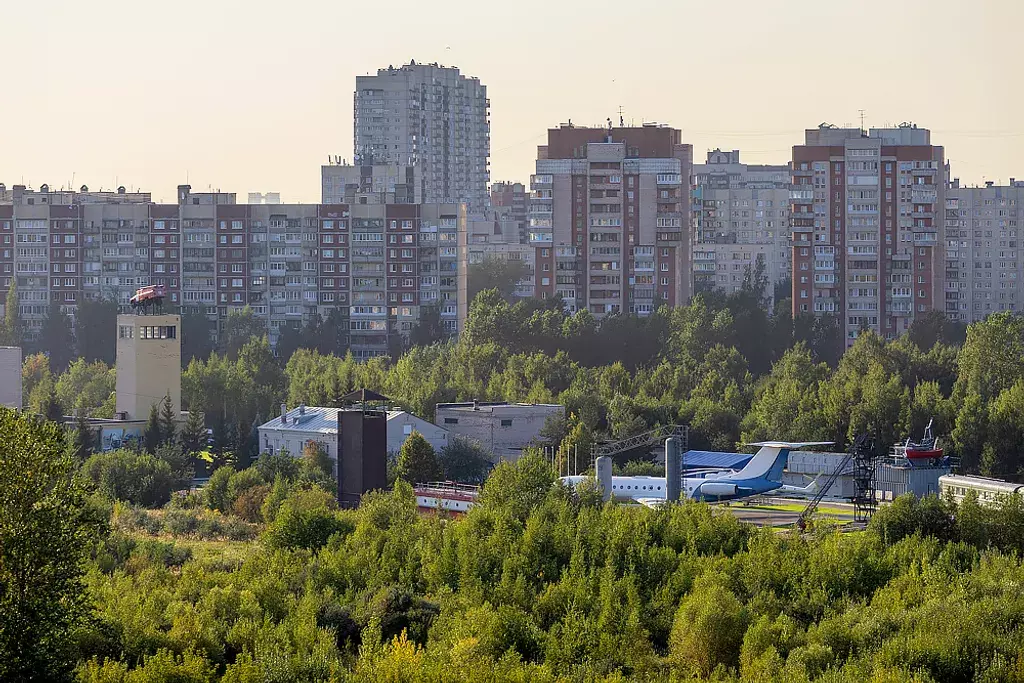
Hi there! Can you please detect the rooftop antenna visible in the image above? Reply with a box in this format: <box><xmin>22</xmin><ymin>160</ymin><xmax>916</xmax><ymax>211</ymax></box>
<box><xmin>618</xmin><ymin>105</ymin><xmax>624</xmax><ymax>127</ymax></box>
<box><xmin>859</xmin><ymin>109</ymin><xmax>866</xmax><ymax>132</ymax></box>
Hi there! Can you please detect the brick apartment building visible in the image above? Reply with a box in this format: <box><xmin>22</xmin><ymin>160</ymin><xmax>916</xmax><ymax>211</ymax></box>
<box><xmin>790</xmin><ymin>124</ymin><xmax>945</xmax><ymax>346</ymax></box>
<box><xmin>0</xmin><ymin>183</ymin><xmax>465</xmax><ymax>358</ymax></box>
<box><xmin>528</xmin><ymin>123</ymin><xmax>693</xmax><ymax>316</ymax></box>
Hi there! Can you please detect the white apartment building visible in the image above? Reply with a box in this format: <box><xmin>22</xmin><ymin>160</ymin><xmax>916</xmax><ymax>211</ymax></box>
<box><xmin>791</xmin><ymin>124</ymin><xmax>946</xmax><ymax>346</ymax></box>
<box><xmin>944</xmin><ymin>178</ymin><xmax>1024</xmax><ymax>321</ymax></box>
<box><xmin>354</xmin><ymin>62</ymin><xmax>489</xmax><ymax>212</ymax></box>
<box><xmin>692</xmin><ymin>149</ymin><xmax>792</xmax><ymax>307</ymax></box>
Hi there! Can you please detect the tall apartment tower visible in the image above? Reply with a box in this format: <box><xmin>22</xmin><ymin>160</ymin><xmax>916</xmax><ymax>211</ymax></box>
<box><xmin>791</xmin><ymin>124</ymin><xmax>945</xmax><ymax>346</ymax></box>
<box><xmin>692</xmin><ymin>149</ymin><xmax>792</xmax><ymax>307</ymax></box>
<box><xmin>529</xmin><ymin>123</ymin><xmax>693</xmax><ymax>316</ymax></box>
<box><xmin>944</xmin><ymin>177</ymin><xmax>1024</xmax><ymax>321</ymax></box>
<box><xmin>354</xmin><ymin>62</ymin><xmax>489</xmax><ymax>212</ymax></box>
<box><xmin>115</xmin><ymin>313</ymin><xmax>181</xmax><ymax>421</ymax></box>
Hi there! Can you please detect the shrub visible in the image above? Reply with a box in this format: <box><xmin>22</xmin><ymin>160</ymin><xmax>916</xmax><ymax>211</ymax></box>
<box><xmin>231</xmin><ymin>483</ymin><xmax>270</xmax><ymax>523</ymax></box>
<box><xmin>80</xmin><ymin>449</ymin><xmax>175</xmax><ymax>507</ymax></box>
<box><xmin>163</xmin><ymin>509</ymin><xmax>203</xmax><ymax>537</ymax></box>
<box><xmin>263</xmin><ymin>488</ymin><xmax>351</xmax><ymax>551</ymax></box>
<box><xmin>205</xmin><ymin>465</ymin><xmax>234</xmax><ymax>512</ymax></box>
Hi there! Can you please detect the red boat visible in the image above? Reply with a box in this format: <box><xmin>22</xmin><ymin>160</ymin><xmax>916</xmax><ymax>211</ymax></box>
<box><xmin>891</xmin><ymin>419</ymin><xmax>944</xmax><ymax>464</ymax></box>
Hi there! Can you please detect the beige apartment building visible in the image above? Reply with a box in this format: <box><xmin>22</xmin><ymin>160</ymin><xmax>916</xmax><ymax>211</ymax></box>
<box><xmin>944</xmin><ymin>178</ymin><xmax>1024</xmax><ymax>321</ymax></box>
<box><xmin>692</xmin><ymin>149</ymin><xmax>792</xmax><ymax>307</ymax></box>
<box><xmin>791</xmin><ymin>124</ymin><xmax>946</xmax><ymax>346</ymax></box>
<box><xmin>529</xmin><ymin>123</ymin><xmax>693</xmax><ymax>316</ymax></box>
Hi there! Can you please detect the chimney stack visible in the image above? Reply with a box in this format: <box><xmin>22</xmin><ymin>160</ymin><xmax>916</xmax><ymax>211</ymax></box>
<box><xmin>281</xmin><ymin>403</ymin><xmax>288</xmax><ymax>425</ymax></box>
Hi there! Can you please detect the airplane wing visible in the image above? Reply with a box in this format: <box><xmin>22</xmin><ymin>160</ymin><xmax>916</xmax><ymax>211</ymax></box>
<box><xmin>744</xmin><ymin>441</ymin><xmax>834</xmax><ymax>449</ymax></box>
<box><xmin>634</xmin><ymin>497</ymin><xmax>665</xmax><ymax>509</ymax></box>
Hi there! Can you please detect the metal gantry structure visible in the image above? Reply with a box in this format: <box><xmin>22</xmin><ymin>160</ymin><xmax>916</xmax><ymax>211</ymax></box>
<box><xmin>593</xmin><ymin>424</ymin><xmax>689</xmax><ymax>458</ymax></box>
<box><xmin>797</xmin><ymin>433</ymin><xmax>876</xmax><ymax>529</ymax></box>
<box><xmin>851</xmin><ymin>434</ymin><xmax>877</xmax><ymax>524</ymax></box>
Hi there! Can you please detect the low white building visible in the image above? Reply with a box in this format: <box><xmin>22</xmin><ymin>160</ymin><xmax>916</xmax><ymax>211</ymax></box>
<box><xmin>258</xmin><ymin>405</ymin><xmax>339</xmax><ymax>464</ymax></box>
<box><xmin>434</xmin><ymin>401</ymin><xmax>564</xmax><ymax>463</ymax></box>
<box><xmin>387</xmin><ymin>410</ymin><xmax>448</xmax><ymax>455</ymax></box>
<box><xmin>258</xmin><ymin>405</ymin><xmax>450</xmax><ymax>467</ymax></box>
<box><xmin>0</xmin><ymin>346</ymin><xmax>21</xmax><ymax>409</ymax></box>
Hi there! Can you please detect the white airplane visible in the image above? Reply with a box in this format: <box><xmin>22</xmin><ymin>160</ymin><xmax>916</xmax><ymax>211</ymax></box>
<box><xmin>562</xmin><ymin>441</ymin><xmax>832</xmax><ymax>506</ymax></box>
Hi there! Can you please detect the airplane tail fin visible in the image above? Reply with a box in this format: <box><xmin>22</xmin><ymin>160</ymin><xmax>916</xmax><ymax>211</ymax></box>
<box><xmin>738</xmin><ymin>442</ymin><xmax>834</xmax><ymax>483</ymax></box>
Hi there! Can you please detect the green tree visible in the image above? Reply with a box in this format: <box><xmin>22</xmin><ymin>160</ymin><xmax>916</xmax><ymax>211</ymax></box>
<box><xmin>393</xmin><ymin>431</ymin><xmax>441</xmax><ymax>485</ymax></box>
<box><xmin>180</xmin><ymin>309</ymin><xmax>215</xmax><ymax>366</ymax></box>
<box><xmin>143</xmin><ymin>403</ymin><xmax>162</xmax><ymax>453</ymax></box>
<box><xmin>669</xmin><ymin>578</ymin><xmax>749</xmax><ymax>677</ymax></box>
<box><xmin>409</xmin><ymin>304</ymin><xmax>446</xmax><ymax>347</ymax></box>
<box><xmin>37</xmin><ymin>301</ymin><xmax>75</xmax><ymax>374</ymax></box>
<box><xmin>70</xmin><ymin>413</ymin><xmax>96</xmax><ymax>463</ymax></box>
<box><xmin>159</xmin><ymin>393</ymin><xmax>177</xmax><ymax>444</ymax></box>
<box><xmin>28</xmin><ymin>372</ymin><xmax>63</xmax><ymax>422</ymax></box>
<box><xmin>468</xmin><ymin>257</ymin><xmax>530</xmax><ymax>303</ymax></box>
<box><xmin>219</xmin><ymin>306</ymin><xmax>266</xmax><ymax>358</ymax></box>
<box><xmin>179</xmin><ymin>409</ymin><xmax>206</xmax><ymax>456</ymax></box>
<box><xmin>205</xmin><ymin>465</ymin><xmax>234</xmax><ymax>512</ymax></box>
<box><xmin>21</xmin><ymin>352</ymin><xmax>50</xmax><ymax>401</ymax></box>
<box><xmin>981</xmin><ymin>382</ymin><xmax>1024</xmax><ymax>477</ymax></box>
<box><xmin>301</xmin><ymin>440</ymin><xmax>334</xmax><ymax>482</ymax></box>
<box><xmin>0</xmin><ymin>407</ymin><xmax>94</xmax><ymax>681</ymax></box>
<box><xmin>80</xmin><ymin>449</ymin><xmax>175</xmax><ymax>507</ymax></box>
<box><xmin>74</xmin><ymin>297</ymin><xmax>118</xmax><ymax>364</ymax></box>
<box><xmin>437</xmin><ymin>436</ymin><xmax>491</xmax><ymax>483</ymax></box>
<box><xmin>55</xmin><ymin>359</ymin><xmax>115</xmax><ymax>419</ymax></box>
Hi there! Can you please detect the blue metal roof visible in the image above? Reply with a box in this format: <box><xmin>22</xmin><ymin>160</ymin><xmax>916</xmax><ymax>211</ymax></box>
<box><xmin>679</xmin><ymin>450</ymin><xmax>752</xmax><ymax>471</ymax></box>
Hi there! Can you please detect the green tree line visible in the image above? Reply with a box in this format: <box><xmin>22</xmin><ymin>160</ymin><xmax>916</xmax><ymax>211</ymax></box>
<box><xmin>3</xmin><ymin>406</ymin><xmax>1024</xmax><ymax>682</ymax></box>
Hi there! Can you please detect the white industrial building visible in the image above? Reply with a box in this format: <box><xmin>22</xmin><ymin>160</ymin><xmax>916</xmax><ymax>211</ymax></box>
<box><xmin>434</xmin><ymin>401</ymin><xmax>564</xmax><ymax>463</ymax></box>
<box><xmin>259</xmin><ymin>405</ymin><xmax>448</xmax><ymax>464</ymax></box>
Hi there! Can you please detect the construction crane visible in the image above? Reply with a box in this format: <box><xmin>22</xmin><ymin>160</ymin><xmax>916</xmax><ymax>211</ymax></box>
<box><xmin>593</xmin><ymin>424</ymin><xmax>689</xmax><ymax>458</ymax></box>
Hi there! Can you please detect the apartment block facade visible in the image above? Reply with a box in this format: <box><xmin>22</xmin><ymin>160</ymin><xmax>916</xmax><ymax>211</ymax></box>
<box><xmin>529</xmin><ymin>124</ymin><xmax>693</xmax><ymax>316</ymax></box>
<box><xmin>944</xmin><ymin>179</ymin><xmax>1024</xmax><ymax>321</ymax></box>
<box><xmin>692</xmin><ymin>149</ymin><xmax>792</xmax><ymax>306</ymax></box>
<box><xmin>321</xmin><ymin>162</ymin><xmax>422</xmax><ymax>205</ymax></box>
<box><xmin>790</xmin><ymin>124</ymin><xmax>945</xmax><ymax>345</ymax></box>
<box><xmin>490</xmin><ymin>181</ymin><xmax>528</xmax><ymax>243</ymax></box>
<box><xmin>354</xmin><ymin>62</ymin><xmax>489</xmax><ymax>211</ymax></box>
<box><xmin>0</xmin><ymin>184</ymin><xmax>465</xmax><ymax>358</ymax></box>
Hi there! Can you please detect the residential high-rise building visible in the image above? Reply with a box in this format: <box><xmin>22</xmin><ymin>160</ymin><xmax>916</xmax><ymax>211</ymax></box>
<box><xmin>490</xmin><ymin>181</ymin><xmax>528</xmax><ymax>243</ymax></box>
<box><xmin>354</xmin><ymin>62</ymin><xmax>489</xmax><ymax>211</ymax></box>
<box><xmin>529</xmin><ymin>123</ymin><xmax>692</xmax><ymax>316</ymax></box>
<box><xmin>944</xmin><ymin>178</ymin><xmax>1024</xmax><ymax>321</ymax></box>
<box><xmin>692</xmin><ymin>149</ymin><xmax>792</xmax><ymax>307</ymax></box>
<box><xmin>322</xmin><ymin>161</ymin><xmax>422</xmax><ymax>205</ymax></box>
<box><xmin>790</xmin><ymin>124</ymin><xmax>945</xmax><ymax>346</ymax></box>
<box><xmin>0</xmin><ymin>184</ymin><xmax>466</xmax><ymax>359</ymax></box>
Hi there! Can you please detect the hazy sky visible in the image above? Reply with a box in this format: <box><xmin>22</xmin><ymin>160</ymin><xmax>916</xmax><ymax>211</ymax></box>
<box><xmin>1</xmin><ymin>0</ymin><xmax>1020</xmax><ymax>203</ymax></box>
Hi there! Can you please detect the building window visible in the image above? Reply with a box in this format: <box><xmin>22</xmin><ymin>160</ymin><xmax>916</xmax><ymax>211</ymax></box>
<box><xmin>444</xmin><ymin>417</ymin><xmax>458</xmax><ymax>425</ymax></box>
<box><xmin>500</xmin><ymin>419</ymin><xmax>513</xmax><ymax>427</ymax></box>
